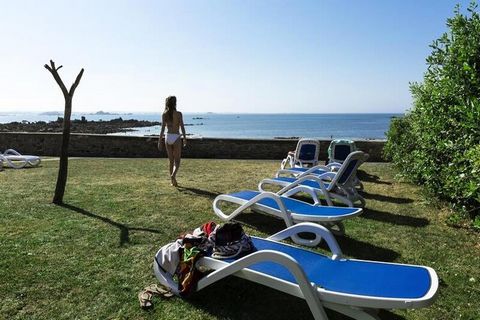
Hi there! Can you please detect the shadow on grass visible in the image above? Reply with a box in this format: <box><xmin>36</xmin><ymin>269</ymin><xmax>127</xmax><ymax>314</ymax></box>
<box><xmin>360</xmin><ymin>190</ymin><xmax>414</xmax><ymax>204</ymax></box>
<box><xmin>234</xmin><ymin>210</ymin><xmax>400</xmax><ymax>261</ymax></box>
<box><xmin>0</xmin><ymin>165</ymin><xmax>41</xmax><ymax>170</ymax></box>
<box><xmin>357</xmin><ymin>169</ymin><xmax>392</xmax><ymax>185</ymax></box>
<box><xmin>188</xmin><ymin>275</ymin><xmax>406</xmax><ymax>320</ymax></box>
<box><xmin>58</xmin><ymin>203</ymin><xmax>161</xmax><ymax>246</ymax></box>
<box><xmin>234</xmin><ymin>210</ymin><xmax>286</xmax><ymax>234</ymax></box>
<box><xmin>177</xmin><ymin>186</ymin><xmax>220</xmax><ymax>200</ymax></box>
<box><xmin>361</xmin><ymin>208</ymin><xmax>429</xmax><ymax>228</ymax></box>
<box><xmin>187</xmin><ymin>277</ymin><xmax>313</xmax><ymax>319</ymax></box>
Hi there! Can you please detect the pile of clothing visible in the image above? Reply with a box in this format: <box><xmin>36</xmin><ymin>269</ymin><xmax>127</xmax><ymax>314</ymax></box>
<box><xmin>155</xmin><ymin>221</ymin><xmax>255</xmax><ymax>296</ymax></box>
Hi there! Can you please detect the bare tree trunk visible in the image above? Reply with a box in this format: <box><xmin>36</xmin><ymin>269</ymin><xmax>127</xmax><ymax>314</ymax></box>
<box><xmin>53</xmin><ymin>96</ymin><xmax>72</xmax><ymax>204</ymax></box>
<box><xmin>45</xmin><ymin>60</ymin><xmax>84</xmax><ymax>204</ymax></box>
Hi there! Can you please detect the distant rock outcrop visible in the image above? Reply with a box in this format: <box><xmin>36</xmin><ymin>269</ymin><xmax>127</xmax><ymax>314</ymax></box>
<box><xmin>0</xmin><ymin>117</ymin><xmax>161</xmax><ymax>134</ymax></box>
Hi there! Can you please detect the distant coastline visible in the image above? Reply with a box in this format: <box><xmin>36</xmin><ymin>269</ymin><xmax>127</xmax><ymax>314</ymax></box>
<box><xmin>0</xmin><ymin>112</ymin><xmax>402</xmax><ymax>139</ymax></box>
<box><xmin>39</xmin><ymin>110</ymin><xmax>134</xmax><ymax>116</ymax></box>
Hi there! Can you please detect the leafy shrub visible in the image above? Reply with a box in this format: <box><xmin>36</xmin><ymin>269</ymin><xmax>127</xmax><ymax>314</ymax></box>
<box><xmin>384</xmin><ymin>2</ymin><xmax>480</xmax><ymax>219</ymax></box>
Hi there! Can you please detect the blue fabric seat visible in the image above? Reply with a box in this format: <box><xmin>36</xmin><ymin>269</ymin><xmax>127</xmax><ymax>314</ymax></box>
<box><xmin>214</xmin><ymin>190</ymin><xmax>362</xmax><ymax>246</ymax></box>
<box><xmin>154</xmin><ymin>222</ymin><xmax>439</xmax><ymax>319</ymax></box>
<box><xmin>229</xmin><ymin>190</ymin><xmax>353</xmax><ymax>217</ymax></box>
<box><xmin>220</xmin><ymin>237</ymin><xmax>432</xmax><ymax>299</ymax></box>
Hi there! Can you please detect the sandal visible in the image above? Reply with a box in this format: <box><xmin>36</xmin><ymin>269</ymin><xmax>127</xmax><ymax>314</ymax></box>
<box><xmin>138</xmin><ymin>290</ymin><xmax>153</xmax><ymax>309</ymax></box>
<box><xmin>144</xmin><ymin>284</ymin><xmax>174</xmax><ymax>298</ymax></box>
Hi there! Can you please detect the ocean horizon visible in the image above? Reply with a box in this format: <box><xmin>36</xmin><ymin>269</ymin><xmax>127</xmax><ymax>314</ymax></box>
<box><xmin>0</xmin><ymin>112</ymin><xmax>402</xmax><ymax>140</ymax></box>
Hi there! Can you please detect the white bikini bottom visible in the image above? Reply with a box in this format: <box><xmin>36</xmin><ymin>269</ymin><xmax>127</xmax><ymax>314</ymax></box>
<box><xmin>165</xmin><ymin>133</ymin><xmax>180</xmax><ymax>145</ymax></box>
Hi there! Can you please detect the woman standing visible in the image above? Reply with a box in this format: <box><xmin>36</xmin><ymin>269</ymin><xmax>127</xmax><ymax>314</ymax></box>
<box><xmin>158</xmin><ymin>96</ymin><xmax>187</xmax><ymax>186</ymax></box>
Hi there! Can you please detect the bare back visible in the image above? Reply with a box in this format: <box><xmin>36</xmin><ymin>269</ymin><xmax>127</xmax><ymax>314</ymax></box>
<box><xmin>163</xmin><ymin>111</ymin><xmax>182</xmax><ymax>134</ymax></box>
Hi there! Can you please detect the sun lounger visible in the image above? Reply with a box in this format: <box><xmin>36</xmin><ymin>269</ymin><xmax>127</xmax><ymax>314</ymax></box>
<box><xmin>213</xmin><ymin>190</ymin><xmax>362</xmax><ymax>244</ymax></box>
<box><xmin>328</xmin><ymin>139</ymin><xmax>357</xmax><ymax>164</ymax></box>
<box><xmin>1</xmin><ymin>149</ymin><xmax>41</xmax><ymax>169</ymax></box>
<box><xmin>280</xmin><ymin>138</ymin><xmax>320</xmax><ymax>169</ymax></box>
<box><xmin>260</xmin><ymin>151</ymin><xmax>369</xmax><ymax>207</ymax></box>
<box><xmin>154</xmin><ymin>223</ymin><xmax>439</xmax><ymax>320</ymax></box>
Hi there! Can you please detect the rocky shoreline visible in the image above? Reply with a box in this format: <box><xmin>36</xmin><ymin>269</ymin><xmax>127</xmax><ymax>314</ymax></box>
<box><xmin>0</xmin><ymin>117</ymin><xmax>162</xmax><ymax>135</ymax></box>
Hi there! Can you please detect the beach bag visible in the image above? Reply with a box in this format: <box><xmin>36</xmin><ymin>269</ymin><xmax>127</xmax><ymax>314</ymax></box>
<box><xmin>155</xmin><ymin>240</ymin><xmax>183</xmax><ymax>275</ymax></box>
<box><xmin>209</xmin><ymin>222</ymin><xmax>255</xmax><ymax>259</ymax></box>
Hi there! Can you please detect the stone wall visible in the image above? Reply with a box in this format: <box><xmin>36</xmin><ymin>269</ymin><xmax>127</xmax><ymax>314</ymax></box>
<box><xmin>0</xmin><ymin>132</ymin><xmax>386</xmax><ymax>161</ymax></box>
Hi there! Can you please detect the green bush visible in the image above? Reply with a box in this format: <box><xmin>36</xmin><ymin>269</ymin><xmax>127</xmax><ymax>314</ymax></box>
<box><xmin>384</xmin><ymin>2</ymin><xmax>480</xmax><ymax>219</ymax></box>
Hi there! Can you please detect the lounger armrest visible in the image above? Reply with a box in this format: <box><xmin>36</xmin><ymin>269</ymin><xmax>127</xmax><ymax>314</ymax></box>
<box><xmin>3</xmin><ymin>149</ymin><xmax>21</xmax><ymax>156</ymax></box>
<box><xmin>213</xmin><ymin>192</ymin><xmax>293</xmax><ymax>226</ymax></box>
<box><xmin>317</xmin><ymin>172</ymin><xmax>336</xmax><ymax>181</ymax></box>
<box><xmin>282</xmin><ymin>185</ymin><xmax>322</xmax><ymax>205</ymax></box>
<box><xmin>326</xmin><ymin>162</ymin><xmax>342</xmax><ymax>171</ymax></box>
<box><xmin>276</xmin><ymin>168</ymin><xmax>300</xmax><ymax>178</ymax></box>
<box><xmin>267</xmin><ymin>223</ymin><xmax>343</xmax><ymax>260</ymax></box>
<box><xmin>275</xmin><ymin>164</ymin><xmax>329</xmax><ymax>178</ymax></box>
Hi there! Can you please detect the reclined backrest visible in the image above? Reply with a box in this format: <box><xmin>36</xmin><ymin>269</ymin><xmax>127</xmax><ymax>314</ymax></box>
<box><xmin>328</xmin><ymin>139</ymin><xmax>357</xmax><ymax>163</ymax></box>
<box><xmin>295</xmin><ymin>139</ymin><xmax>320</xmax><ymax>165</ymax></box>
<box><xmin>331</xmin><ymin>151</ymin><xmax>369</xmax><ymax>187</ymax></box>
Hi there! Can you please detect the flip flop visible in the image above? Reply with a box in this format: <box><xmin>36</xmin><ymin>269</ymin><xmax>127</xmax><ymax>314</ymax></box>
<box><xmin>144</xmin><ymin>284</ymin><xmax>174</xmax><ymax>298</ymax></box>
<box><xmin>138</xmin><ymin>290</ymin><xmax>153</xmax><ymax>309</ymax></box>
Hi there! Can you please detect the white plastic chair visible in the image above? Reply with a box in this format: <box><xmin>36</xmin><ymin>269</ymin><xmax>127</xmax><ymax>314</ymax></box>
<box><xmin>281</xmin><ymin>138</ymin><xmax>320</xmax><ymax>169</ymax></box>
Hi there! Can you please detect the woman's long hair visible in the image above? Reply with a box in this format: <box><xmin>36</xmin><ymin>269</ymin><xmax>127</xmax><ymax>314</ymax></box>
<box><xmin>164</xmin><ymin>96</ymin><xmax>177</xmax><ymax>122</ymax></box>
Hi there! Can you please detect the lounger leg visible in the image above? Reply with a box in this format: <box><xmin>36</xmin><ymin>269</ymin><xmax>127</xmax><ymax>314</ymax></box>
<box><xmin>197</xmin><ymin>250</ymin><xmax>330</xmax><ymax>320</ymax></box>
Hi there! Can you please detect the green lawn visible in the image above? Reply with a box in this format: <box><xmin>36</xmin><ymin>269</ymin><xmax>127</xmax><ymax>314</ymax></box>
<box><xmin>0</xmin><ymin>158</ymin><xmax>479</xmax><ymax>319</ymax></box>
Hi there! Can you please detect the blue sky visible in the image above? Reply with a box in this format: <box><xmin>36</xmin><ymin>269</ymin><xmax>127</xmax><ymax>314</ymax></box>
<box><xmin>0</xmin><ymin>0</ymin><xmax>471</xmax><ymax>113</ymax></box>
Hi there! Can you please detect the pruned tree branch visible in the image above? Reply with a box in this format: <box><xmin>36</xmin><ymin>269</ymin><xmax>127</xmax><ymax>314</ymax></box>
<box><xmin>69</xmin><ymin>68</ymin><xmax>84</xmax><ymax>96</ymax></box>
<box><xmin>44</xmin><ymin>60</ymin><xmax>68</xmax><ymax>98</ymax></box>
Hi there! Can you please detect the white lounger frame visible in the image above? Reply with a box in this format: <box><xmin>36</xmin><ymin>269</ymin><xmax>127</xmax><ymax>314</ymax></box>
<box><xmin>154</xmin><ymin>223</ymin><xmax>439</xmax><ymax>320</ymax></box>
<box><xmin>280</xmin><ymin>138</ymin><xmax>320</xmax><ymax>169</ymax></box>
<box><xmin>213</xmin><ymin>191</ymin><xmax>362</xmax><ymax>246</ymax></box>
<box><xmin>260</xmin><ymin>151</ymin><xmax>369</xmax><ymax>207</ymax></box>
<box><xmin>277</xmin><ymin>160</ymin><xmax>365</xmax><ymax>191</ymax></box>
<box><xmin>276</xmin><ymin>162</ymin><xmax>339</xmax><ymax>179</ymax></box>
<box><xmin>1</xmin><ymin>149</ymin><xmax>41</xmax><ymax>169</ymax></box>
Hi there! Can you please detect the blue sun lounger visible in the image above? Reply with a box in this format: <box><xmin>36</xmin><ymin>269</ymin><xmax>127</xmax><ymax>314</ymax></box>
<box><xmin>213</xmin><ymin>190</ymin><xmax>362</xmax><ymax>245</ymax></box>
<box><xmin>154</xmin><ymin>223</ymin><xmax>439</xmax><ymax>320</ymax></box>
<box><xmin>259</xmin><ymin>151</ymin><xmax>369</xmax><ymax>207</ymax></box>
<box><xmin>280</xmin><ymin>138</ymin><xmax>321</xmax><ymax>169</ymax></box>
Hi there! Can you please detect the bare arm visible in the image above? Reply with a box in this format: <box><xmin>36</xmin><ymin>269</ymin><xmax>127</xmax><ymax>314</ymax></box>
<box><xmin>158</xmin><ymin>114</ymin><xmax>166</xmax><ymax>150</ymax></box>
<box><xmin>179</xmin><ymin>112</ymin><xmax>187</xmax><ymax>146</ymax></box>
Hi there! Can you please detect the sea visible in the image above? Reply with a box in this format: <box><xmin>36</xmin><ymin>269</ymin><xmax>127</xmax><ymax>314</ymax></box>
<box><xmin>0</xmin><ymin>112</ymin><xmax>401</xmax><ymax>140</ymax></box>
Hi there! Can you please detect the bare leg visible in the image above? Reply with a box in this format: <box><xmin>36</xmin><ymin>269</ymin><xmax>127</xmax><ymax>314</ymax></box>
<box><xmin>171</xmin><ymin>139</ymin><xmax>182</xmax><ymax>186</ymax></box>
<box><xmin>165</xmin><ymin>141</ymin><xmax>175</xmax><ymax>184</ymax></box>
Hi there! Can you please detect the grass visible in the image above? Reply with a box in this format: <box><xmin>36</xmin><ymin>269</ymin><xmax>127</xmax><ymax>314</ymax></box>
<box><xmin>0</xmin><ymin>158</ymin><xmax>479</xmax><ymax>319</ymax></box>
